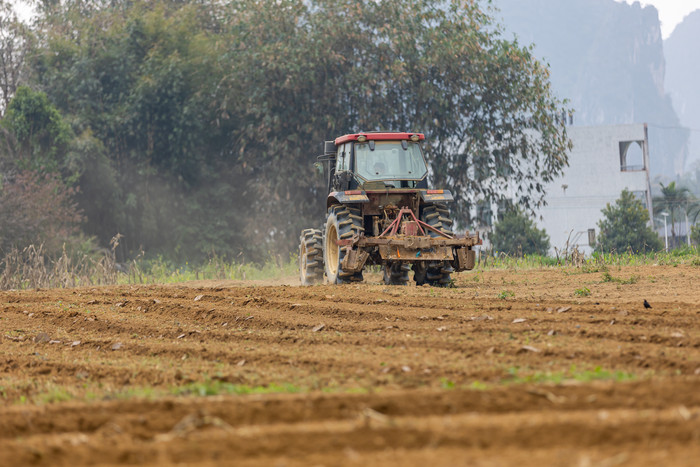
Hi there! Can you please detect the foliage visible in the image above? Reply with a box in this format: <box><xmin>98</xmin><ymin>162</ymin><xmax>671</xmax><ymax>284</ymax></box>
<box><xmin>0</xmin><ymin>86</ymin><xmax>79</xmax><ymax>179</ymax></box>
<box><xmin>490</xmin><ymin>209</ymin><xmax>550</xmax><ymax>256</ymax></box>
<box><xmin>4</xmin><ymin>0</ymin><xmax>570</xmax><ymax>263</ymax></box>
<box><xmin>596</xmin><ymin>189</ymin><xmax>663</xmax><ymax>253</ymax></box>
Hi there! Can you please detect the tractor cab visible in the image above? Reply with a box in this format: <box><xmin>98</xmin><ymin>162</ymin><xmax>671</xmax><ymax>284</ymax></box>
<box><xmin>319</xmin><ymin>133</ymin><xmax>429</xmax><ymax>192</ymax></box>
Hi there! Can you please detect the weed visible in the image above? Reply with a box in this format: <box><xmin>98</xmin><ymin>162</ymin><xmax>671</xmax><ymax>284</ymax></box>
<box><xmin>574</xmin><ymin>287</ymin><xmax>591</xmax><ymax>297</ymax></box>
<box><xmin>440</xmin><ymin>378</ymin><xmax>455</xmax><ymax>389</ymax></box>
<box><xmin>172</xmin><ymin>380</ymin><xmax>302</xmax><ymax>397</ymax></box>
<box><xmin>601</xmin><ymin>272</ymin><xmax>639</xmax><ymax>284</ymax></box>
<box><xmin>497</xmin><ymin>290</ymin><xmax>515</xmax><ymax>300</ymax></box>
<box><xmin>469</xmin><ymin>380</ymin><xmax>490</xmax><ymax>390</ymax></box>
<box><xmin>37</xmin><ymin>387</ymin><xmax>74</xmax><ymax>404</ymax></box>
<box><xmin>504</xmin><ymin>365</ymin><xmax>635</xmax><ymax>385</ymax></box>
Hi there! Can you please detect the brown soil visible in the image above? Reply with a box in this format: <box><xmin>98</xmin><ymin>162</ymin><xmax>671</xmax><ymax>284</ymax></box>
<box><xmin>1</xmin><ymin>265</ymin><xmax>699</xmax><ymax>466</ymax></box>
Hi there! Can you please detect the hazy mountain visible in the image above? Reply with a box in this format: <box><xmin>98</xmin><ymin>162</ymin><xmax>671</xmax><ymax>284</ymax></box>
<box><xmin>665</xmin><ymin>10</ymin><xmax>700</xmax><ymax>169</ymax></box>
<box><xmin>492</xmin><ymin>0</ymin><xmax>688</xmax><ymax>176</ymax></box>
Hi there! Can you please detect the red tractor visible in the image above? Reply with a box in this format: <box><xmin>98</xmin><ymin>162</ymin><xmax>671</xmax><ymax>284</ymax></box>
<box><xmin>300</xmin><ymin>132</ymin><xmax>481</xmax><ymax>286</ymax></box>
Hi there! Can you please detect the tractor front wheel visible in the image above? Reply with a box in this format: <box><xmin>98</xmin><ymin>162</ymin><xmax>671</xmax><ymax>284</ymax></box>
<box><xmin>324</xmin><ymin>205</ymin><xmax>364</xmax><ymax>284</ymax></box>
<box><xmin>299</xmin><ymin>228</ymin><xmax>323</xmax><ymax>285</ymax></box>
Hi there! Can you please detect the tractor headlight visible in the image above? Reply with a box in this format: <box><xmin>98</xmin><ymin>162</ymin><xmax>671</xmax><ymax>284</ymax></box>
<box><xmin>357</xmin><ymin>135</ymin><xmax>367</xmax><ymax>142</ymax></box>
<box><xmin>410</xmin><ymin>134</ymin><xmax>420</xmax><ymax>142</ymax></box>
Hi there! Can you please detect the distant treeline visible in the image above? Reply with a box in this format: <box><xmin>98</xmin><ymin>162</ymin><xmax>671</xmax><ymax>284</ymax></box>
<box><xmin>0</xmin><ymin>0</ymin><xmax>570</xmax><ymax>263</ymax></box>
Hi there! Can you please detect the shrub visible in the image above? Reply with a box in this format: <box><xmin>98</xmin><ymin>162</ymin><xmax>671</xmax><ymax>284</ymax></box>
<box><xmin>490</xmin><ymin>209</ymin><xmax>550</xmax><ymax>256</ymax></box>
<box><xmin>596</xmin><ymin>189</ymin><xmax>662</xmax><ymax>253</ymax></box>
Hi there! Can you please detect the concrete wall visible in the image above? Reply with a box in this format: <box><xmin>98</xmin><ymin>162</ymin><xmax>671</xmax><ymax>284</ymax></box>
<box><xmin>535</xmin><ymin>124</ymin><xmax>653</xmax><ymax>254</ymax></box>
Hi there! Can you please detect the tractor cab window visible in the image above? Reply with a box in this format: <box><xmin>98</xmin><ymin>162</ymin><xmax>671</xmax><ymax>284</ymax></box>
<box><xmin>354</xmin><ymin>141</ymin><xmax>428</xmax><ymax>183</ymax></box>
<box><xmin>336</xmin><ymin>144</ymin><xmax>348</xmax><ymax>172</ymax></box>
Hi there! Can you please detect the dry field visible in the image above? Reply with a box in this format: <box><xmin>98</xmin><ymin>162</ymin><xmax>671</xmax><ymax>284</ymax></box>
<box><xmin>1</xmin><ymin>264</ymin><xmax>699</xmax><ymax>466</ymax></box>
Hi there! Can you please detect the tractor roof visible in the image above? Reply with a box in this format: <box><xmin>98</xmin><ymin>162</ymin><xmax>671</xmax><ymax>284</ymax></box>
<box><xmin>334</xmin><ymin>132</ymin><xmax>425</xmax><ymax>145</ymax></box>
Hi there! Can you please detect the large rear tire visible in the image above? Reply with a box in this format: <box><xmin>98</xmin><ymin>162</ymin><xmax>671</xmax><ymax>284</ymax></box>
<box><xmin>299</xmin><ymin>228</ymin><xmax>323</xmax><ymax>285</ymax></box>
<box><xmin>324</xmin><ymin>205</ymin><xmax>364</xmax><ymax>284</ymax></box>
<box><xmin>415</xmin><ymin>204</ymin><xmax>455</xmax><ymax>287</ymax></box>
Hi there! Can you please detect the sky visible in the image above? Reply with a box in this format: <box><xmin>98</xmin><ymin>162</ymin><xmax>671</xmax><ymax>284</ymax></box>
<box><xmin>617</xmin><ymin>0</ymin><xmax>700</xmax><ymax>38</ymax></box>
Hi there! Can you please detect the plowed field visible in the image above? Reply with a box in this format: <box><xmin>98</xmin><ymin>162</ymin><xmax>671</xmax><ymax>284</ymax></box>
<box><xmin>2</xmin><ymin>265</ymin><xmax>700</xmax><ymax>466</ymax></box>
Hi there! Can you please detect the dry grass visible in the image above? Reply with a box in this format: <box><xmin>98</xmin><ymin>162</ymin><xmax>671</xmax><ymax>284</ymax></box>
<box><xmin>0</xmin><ymin>236</ymin><xmax>121</xmax><ymax>290</ymax></box>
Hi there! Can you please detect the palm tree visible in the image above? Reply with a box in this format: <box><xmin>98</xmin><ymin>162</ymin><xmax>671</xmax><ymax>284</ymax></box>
<box><xmin>653</xmin><ymin>182</ymin><xmax>692</xmax><ymax>248</ymax></box>
<box><xmin>687</xmin><ymin>198</ymin><xmax>700</xmax><ymax>245</ymax></box>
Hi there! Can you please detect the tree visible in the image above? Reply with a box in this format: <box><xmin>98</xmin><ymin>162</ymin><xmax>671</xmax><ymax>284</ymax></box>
<box><xmin>21</xmin><ymin>0</ymin><xmax>572</xmax><ymax>262</ymax></box>
<box><xmin>490</xmin><ymin>209</ymin><xmax>550</xmax><ymax>256</ymax></box>
<box><xmin>597</xmin><ymin>189</ymin><xmax>662</xmax><ymax>253</ymax></box>
<box><xmin>653</xmin><ymin>182</ymin><xmax>694</xmax><ymax>248</ymax></box>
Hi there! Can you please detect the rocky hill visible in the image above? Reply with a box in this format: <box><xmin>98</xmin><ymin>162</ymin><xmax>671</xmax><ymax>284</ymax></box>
<box><xmin>493</xmin><ymin>0</ymin><xmax>688</xmax><ymax>176</ymax></box>
<box><xmin>665</xmin><ymin>10</ymin><xmax>700</xmax><ymax>169</ymax></box>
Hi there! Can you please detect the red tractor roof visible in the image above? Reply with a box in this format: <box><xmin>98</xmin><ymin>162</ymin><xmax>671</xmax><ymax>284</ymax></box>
<box><xmin>334</xmin><ymin>132</ymin><xmax>425</xmax><ymax>145</ymax></box>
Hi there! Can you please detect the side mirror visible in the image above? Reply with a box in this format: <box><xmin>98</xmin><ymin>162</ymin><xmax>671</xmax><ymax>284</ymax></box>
<box><xmin>324</xmin><ymin>141</ymin><xmax>336</xmax><ymax>155</ymax></box>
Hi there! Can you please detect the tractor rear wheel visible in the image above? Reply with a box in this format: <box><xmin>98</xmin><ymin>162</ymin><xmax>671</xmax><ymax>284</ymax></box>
<box><xmin>299</xmin><ymin>228</ymin><xmax>323</xmax><ymax>285</ymax></box>
<box><xmin>416</xmin><ymin>203</ymin><xmax>455</xmax><ymax>287</ymax></box>
<box><xmin>383</xmin><ymin>262</ymin><xmax>410</xmax><ymax>285</ymax></box>
<box><xmin>324</xmin><ymin>205</ymin><xmax>364</xmax><ymax>284</ymax></box>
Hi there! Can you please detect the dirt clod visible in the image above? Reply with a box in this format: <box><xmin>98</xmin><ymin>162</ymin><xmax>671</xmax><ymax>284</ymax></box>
<box><xmin>34</xmin><ymin>332</ymin><xmax>51</xmax><ymax>344</ymax></box>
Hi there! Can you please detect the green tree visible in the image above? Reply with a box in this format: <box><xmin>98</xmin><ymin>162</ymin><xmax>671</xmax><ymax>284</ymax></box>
<box><xmin>490</xmin><ymin>209</ymin><xmax>550</xmax><ymax>256</ymax></box>
<box><xmin>597</xmin><ymin>189</ymin><xmax>662</xmax><ymax>253</ymax></box>
<box><xmin>1</xmin><ymin>86</ymin><xmax>75</xmax><ymax>178</ymax></box>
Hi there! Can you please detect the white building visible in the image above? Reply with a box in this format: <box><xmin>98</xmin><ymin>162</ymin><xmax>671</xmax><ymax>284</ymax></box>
<box><xmin>535</xmin><ymin>123</ymin><xmax>653</xmax><ymax>254</ymax></box>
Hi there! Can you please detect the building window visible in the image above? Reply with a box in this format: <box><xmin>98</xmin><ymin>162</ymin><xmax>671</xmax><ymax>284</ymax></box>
<box><xmin>619</xmin><ymin>141</ymin><xmax>645</xmax><ymax>171</ymax></box>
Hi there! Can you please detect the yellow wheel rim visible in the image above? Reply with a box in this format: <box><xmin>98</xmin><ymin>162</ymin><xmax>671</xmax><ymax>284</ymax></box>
<box><xmin>326</xmin><ymin>223</ymin><xmax>339</xmax><ymax>277</ymax></box>
<box><xmin>300</xmin><ymin>241</ymin><xmax>307</xmax><ymax>280</ymax></box>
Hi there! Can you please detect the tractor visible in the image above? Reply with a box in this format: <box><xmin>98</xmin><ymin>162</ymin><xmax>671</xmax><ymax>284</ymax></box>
<box><xmin>299</xmin><ymin>132</ymin><xmax>481</xmax><ymax>286</ymax></box>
